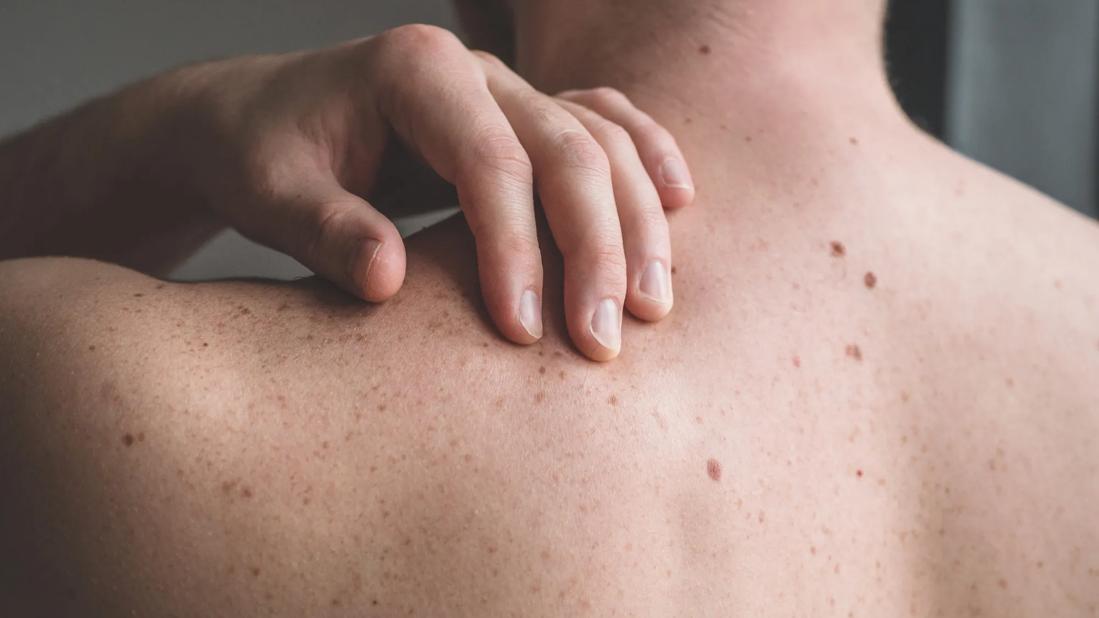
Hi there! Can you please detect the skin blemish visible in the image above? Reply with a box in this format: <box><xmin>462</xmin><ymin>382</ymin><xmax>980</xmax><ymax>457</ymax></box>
<box><xmin>250</xmin><ymin>567</ymin><xmax>261</xmax><ymax>577</ymax></box>
<box><xmin>539</xmin><ymin>366</ymin><xmax>546</xmax><ymax>375</ymax></box>
<box><xmin>699</xmin><ymin>44</ymin><xmax>711</xmax><ymax>54</ymax></box>
<box><xmin>846</xmin><ymin>344</ymin><xmax>863</xmax><ymax>361</ymax></box>
<box><xmin>706</xmin><ymin>458</ymin><xmax>722</xmax><ymax>481</ymax></box>
<box><xmin>133</xmin><ymin>293</ymin><xmax>144</xmax><ymax>298</ymax></box>
<box><xmin>849</xmin><ymin>137</ymin><xmax>859</xmax><ymax>146</ymax></box>
<box><xmin>864</xmin><ymin>272</ymin><xmax>877</xmax><ymax>288</ymax></box>
<box><xmin>608</xmin><ymin>395</ymin><xmax>618</xmax><ymax>406</ymax></box>
<box><xmin>155</xmin><ymin>283</ymin><xmax>165</xmax><ymax>290</ymax></box>
<box><xmin>241</xmin><ymin>486</ymin><xmax>253</xmax><ymax>499</ymax></box>
<box><xmin>121</xmin><ymin>434</ymin><xmax>135</xmax><ymax>447</ymax></box>
<box><xmin>671</xmin><ymin>266</ymin><xmax>678</xmax><ymax>275</ymax></box>
<box><xmin>792</xmin><ymin>356</ymin><xmax>801</xmax><ymax>368</ymax></box>
<box><xmin>830</xmin><ymin>241</ymin><xmax>846</xmax><ymax>257</ymax></box>
<box><xmin>137</xmin><ymin>432</ymin><xmax>145</xmax><ymax>442</ymax></box>
<box><xmin>535</xmin><ymin>391</ymin><xmax>546</xmax><ymax>403</ymax></box>
<box><xmin>856</xmin><ymin>469</ymin><xmax>864</xmax><ymax>478</ymax></box>
<box><xmin>88</xmin><ymin>345</ymin><xmax>96</xmax><ymax>351</ymax></box>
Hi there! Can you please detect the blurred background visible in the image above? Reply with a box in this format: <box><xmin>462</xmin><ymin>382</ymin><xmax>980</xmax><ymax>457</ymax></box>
<box><xmin>0</xmin><ymin>0</ymin><xmax>1094</xmax><ymax>280</ymax></box>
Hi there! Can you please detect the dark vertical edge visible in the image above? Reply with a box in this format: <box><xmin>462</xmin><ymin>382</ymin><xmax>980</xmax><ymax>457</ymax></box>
<box><xmin>884</xmin><ymin>0</ymin><xmax>951</xmax><ymax>138</ymax></box>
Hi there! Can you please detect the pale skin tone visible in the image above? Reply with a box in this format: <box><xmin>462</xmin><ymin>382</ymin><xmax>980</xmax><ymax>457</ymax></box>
<box><xmin>3</xmin><ymin>0</ymin><xmax>1099</xmax><ymax>615</ymax></box>
<box><xmin>0</xmin><ymin>25</ymin><xmax>695</xmax><ymax>361</ymax></box>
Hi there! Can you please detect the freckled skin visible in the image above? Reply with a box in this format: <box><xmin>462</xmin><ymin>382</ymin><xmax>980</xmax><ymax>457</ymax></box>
<box><xmin>3</xmin><ymin>25</ymin><xmax>1099</xmax><ymax>618</ymax></box>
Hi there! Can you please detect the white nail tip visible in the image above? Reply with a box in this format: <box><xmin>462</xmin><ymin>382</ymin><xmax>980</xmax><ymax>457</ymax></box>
<box><xmin>589</xmin><ymin>298</ymin><xmax>621</xmax><ymax>352</ymax></box>
<box><xmin>639</xmin><ymin>260</ymin><xmax>671</xmax><ymax>304</ymax></box>
<box><xmin>519</xmin><ymin>289</ymin><xmax>543</xmax><ymax>339</ymax></box>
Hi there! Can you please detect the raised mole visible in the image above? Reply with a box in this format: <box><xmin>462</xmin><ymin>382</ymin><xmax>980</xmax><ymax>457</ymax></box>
<box><xmin>706</xmin><ymin>458</ymin><xmax>722</xmax><ymax>482</ymax></box>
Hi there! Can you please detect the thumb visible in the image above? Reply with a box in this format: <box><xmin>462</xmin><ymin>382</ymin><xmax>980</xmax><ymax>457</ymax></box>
<box><xmin>272</xmin><ymin>179</ymin><xmax>406</xmax><ymax>302</ymax></box>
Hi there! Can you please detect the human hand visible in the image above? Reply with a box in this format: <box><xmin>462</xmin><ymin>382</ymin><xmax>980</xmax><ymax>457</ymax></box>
<box><xmin>187</xmin><ymin>24</ymin><xmax>694</xmax><ymax>360</ymax></box>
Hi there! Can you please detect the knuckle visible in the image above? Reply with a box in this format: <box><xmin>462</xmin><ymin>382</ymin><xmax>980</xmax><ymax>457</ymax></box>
<box><xmin>587</xmin><ymin>86</ymin><xmax>630</xmax><ymax>109</ymax></box>
<box><xmin>471</xmin><ymin>49</ymin><xmax>506</xmax><ymax>70</ymax></box>
<box><xmin>553</xmin><ymin>129</ymin><xmax>610</xmax><ymax>174</ymax></box>
<box><xmin>592</xmin><ymin>120</ymin><xmax>632</xmax><ymax>151</ymax></box>
<box><xmin>376</xmin><ymin>23</ymin><xmax>461</xmax><ymax>59</ymax></box>
<box><xmin>464</xmin><ymin>131</ymin><xmax>534</xmax><ymax>186</ymax></box>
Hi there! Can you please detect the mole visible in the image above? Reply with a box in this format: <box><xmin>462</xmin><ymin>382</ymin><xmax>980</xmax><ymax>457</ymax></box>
<box><xmin>671</xmin><ymin>266</ymin><xmax>678</xmax><ymax>275</ymax></box>
<box><xmin>845</xmin><ymin>344</ymin><xmax>863</xmax><ymax>361</ymax></box>
<box><xmin>88</xmin><ymin>345</ymin><xmax>96</xmax><ymax>351</ymax></box>
<box><xmin>849</xmin><ymin>137</ymin><xmax>859</xmax><ymax>146</ymax></box>
<box><xmin>699</xmin><ymin>44</ymin><xmax>711</xmax><ymax>55</ymax></box>
<box><xmin>121</xmin><ymin>433</ymin><xmax>134</xmax><ymax>447</ymax></box>
<box><xmin>608</xmin><ymin>395</ymin><xmax>618</xmax><ymax>406</ymax></box>
<box><xmin>856</xmin><ymin>469</ymin><xmax>864</xmax><ymax>478</ymax></box>
<box><xmin>830</xmin><ymin>241</ymin><xmax>846</xmax><ymax>257</ymax></box>
<box><xmin>539</xmin><ymin>366</ymin><xmax>546</xmax><ymax>375</ymax></box>
<box><xmin>133</xmin><ymin>293</ymin><xmax>144</xmax><ymax>298</ymax></box>
<box><xmin>706</xmin><ymin>458</ymin><xmax>722</xmax><ymax>482</ymax></box>
<box><xmin>864</xmin><ymin>272</ymin><xmax>877</xmax><ymax>288</ymax></box>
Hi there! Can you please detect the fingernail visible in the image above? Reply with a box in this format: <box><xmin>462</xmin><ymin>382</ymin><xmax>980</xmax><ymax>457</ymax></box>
<box><xmin>659</xmin><ymin>157</ymin><xmax>692</xmax><ymax>189</ymax></box>
<box><xmin>639</xmin><ymin>260</ymin><xmax>671</xmax><ymax>304</ymax></box>
<box><xmin>518</xmin><ymin>289</ymin><xmax>543</xmax><ymax>339</ymax></box>
<box><xmin>589</xmin><ymin>298</ymin><xmax>621</xmax><ymax>353</ymax></box>
<box><xmin>355</xmin><ymin>239</ymin><xmax>384</xmax><ymax>285</ymax></box>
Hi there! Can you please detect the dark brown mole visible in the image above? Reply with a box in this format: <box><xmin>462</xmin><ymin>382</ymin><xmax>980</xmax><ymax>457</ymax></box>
<box><xmin>864</xmin><ymin>272</ymin><xmax>877</xmax><ymax>288</ymax></box>
<box><xmin>845</xmin><ymin>344</ymin><xmax>863</xmax><ymax>361</ymax></box>
<box><xmin>706</xmin><ymin>458</ymin><xmax>722</xmax><ymax>482</ymax></box>
<box><xmin>88</xmin><ymin>345</ymin><xmax>96</xmax><ymax>351</ymax></box>
<box><xmin>671</xmin><ymin>266</ymin><xmax>678</xmax><ymax>275</ymax></box>
<box><xmin>133</xmin><ymin>293</ymin><xmax>144</xmax><ymax>298</ymax></box>
<box><xmin>538</xmin><ymin>366</ymin><xmax>546</xmax><ymax>375</ymax></box>
<box><xmin>830</xmin><ymin>241</ymin><xmax>846</xmax><ymax>257</ymax></box>
<box><xmin>699</xmin><ymin>44</ymin><xmax>711</xmax><ymax>55</ymax></box>
<box><xmin>121</xmin><ymin>433</ymin><xmax>135</xmax><ymax>447</ymax></box>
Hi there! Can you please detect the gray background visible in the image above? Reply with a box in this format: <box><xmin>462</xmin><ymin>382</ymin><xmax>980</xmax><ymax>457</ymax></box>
<box><xmin>0</xmin><ymin>1</ymin><xmax>1094</xmax><ymax>280</ymax></box>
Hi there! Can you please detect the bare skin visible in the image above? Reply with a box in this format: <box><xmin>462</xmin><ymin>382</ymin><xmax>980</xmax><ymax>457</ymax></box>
<box><xmin>2</xmin><ymin>0</ymin><xmax>1099</xmax><ymax>615</ymax></box>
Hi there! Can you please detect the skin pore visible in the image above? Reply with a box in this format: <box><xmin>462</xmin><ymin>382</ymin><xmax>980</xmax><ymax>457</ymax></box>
<box><xmin>3</xmin><ymin>0</ymin><xmax>1099</xmax><ymax>615</ymax></box>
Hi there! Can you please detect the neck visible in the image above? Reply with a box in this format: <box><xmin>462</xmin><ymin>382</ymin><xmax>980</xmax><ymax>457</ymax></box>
<box><xmin>512</xmin><ymin>0</ymin><xmax>899</xmax><ymax>131</ymax></box>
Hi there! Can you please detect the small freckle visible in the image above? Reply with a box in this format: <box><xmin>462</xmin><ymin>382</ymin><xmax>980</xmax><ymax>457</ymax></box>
<box><xmin>538</xmin><ymin>366</ymin><xmax>546</xmax><ymax>375</ymax></box>
<box><xmin>671</xmin><ymin>266</ymin><xmax>678</xmax><ymax>275</ymax></box>
<box><xmin>137</xmin><ymin>432</ymin><xmax>145</xmax><ymax>442</ymax></box>
<box><xmin>744</xmin><ymin>135</ymin><xmax>753</xmax><ymax>143</ymax></box>
<box><xmin>88</xmin><ymin>345</ymin><xmax>96</xmax><ymax>351</ymax></box>
<box><xmin>845</xmin><ymin>344</ymin><xmax>863</xmax><ymax>361</ymax></box>
<box><xmin>133</xmin><ymin>293</ymin><xmax>144</xmax><ymax>298</ymax></box>
<box><xmin>830</xmin><ymin>241</ymin><xmax>846</xmax><ymax>257</ymax></box>
<box><xmin>706</xmin><ymin>458</ymin><xmax>722</xmax><ymax>481</ymax></box>
<box><xmin>699</xmin><ymin>44</ymin><xmax>711</xmax><ymax>54</ymax></box>
<box><xmin>241</xmin><ymin>487</ymin><xmax>253</xmax><ymax>498</ymax></box>
<box><xmin>1005</xmin><ymin>377</ymin><xmax>1014</xmax><ymax>388</ymax></box>
<box><xmin>121</xmin><ymin>434</ymin><xmax>134</xmax><ymax>447</ymax></box>
<box><xmin>856</xmin><ymin>469</ymin><xmax>864</xmax><ymax>478</ymax></box>
<box><xmin>849</xmin><ymin>136</ymin><xmax>859</xmax><ymax>145</ymax></box>
<box><xmin>250</xmin><ymin>567</ymin><xmax>261</xmax><ymax>577</ymax></box>
<box><xmin>810</xmin><ymin>546</ymin><xmax>817</xmax><ymax>555</ymax></box>
<box><xmin>535</xmin><ymin>391</ymin><xmax>546</xmax><ymax>403</ymax></box>
<box><xmin>558</xmin><ymin>370</ymin><xmax>565</xmax><ymax>380</ymax></box>
<box><xmin>864</xmin><ymin>272</ymin><xmax>877</xmax><ymax>288</ymax></box>
<box><xmin>609</xmin><ymin>395</ymin><xmax>618</xmax><ymax>406</ymax></box>
<box><xmin>684</xmin><ymin>117</ymin><xmax>693</xmax><ymax>124</ymax></box>
<box><xmin>998</xmin><ymin>578</ymin><xmax>1008</xmax><ymax>589</ymax></box>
